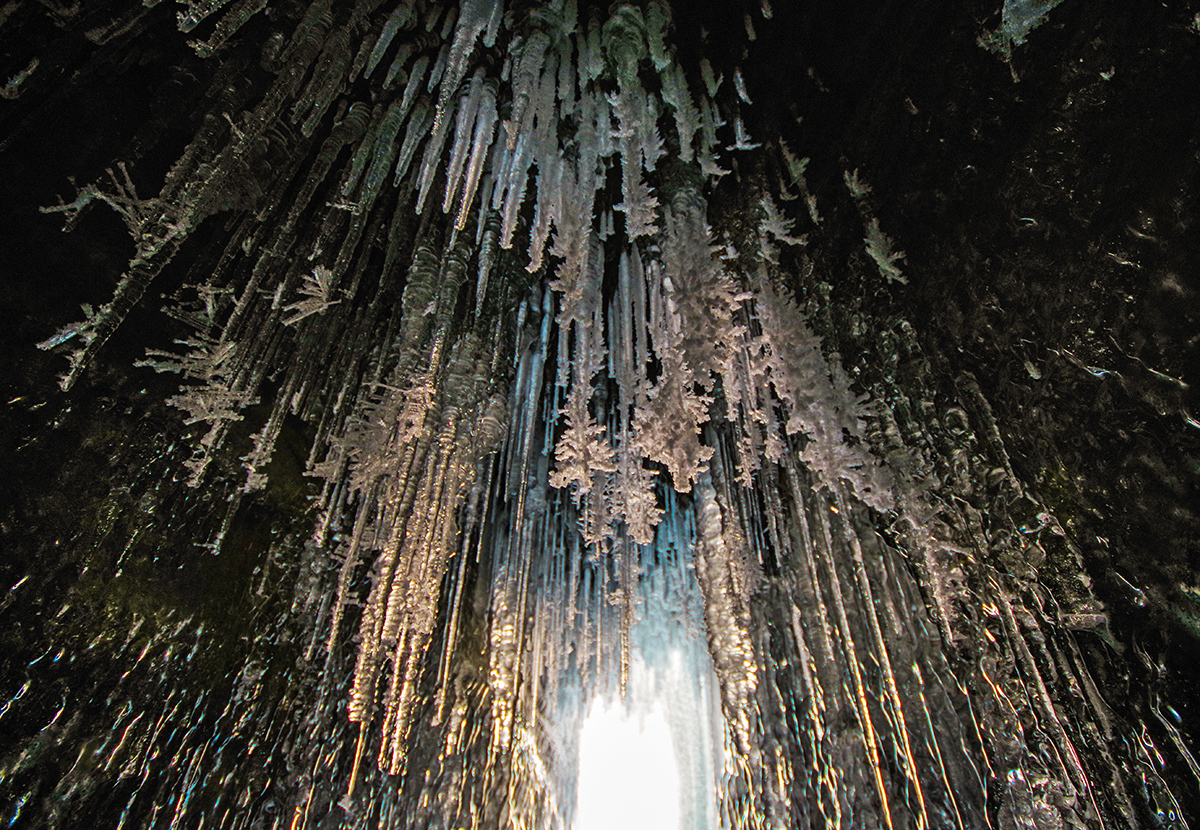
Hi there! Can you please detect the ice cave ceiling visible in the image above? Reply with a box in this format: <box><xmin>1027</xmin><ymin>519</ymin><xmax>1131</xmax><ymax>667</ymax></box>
<box><xmin>0</xmin><ymin>0</ymin><xmax>1198</xmax><ymax>828</ymax></box>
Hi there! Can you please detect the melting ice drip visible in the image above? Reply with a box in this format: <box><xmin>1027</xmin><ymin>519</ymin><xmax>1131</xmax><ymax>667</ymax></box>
<box><xmin>25</xmin><ymin>0</ymin><xmax>1141</xmax><ymax>828</ymax></box>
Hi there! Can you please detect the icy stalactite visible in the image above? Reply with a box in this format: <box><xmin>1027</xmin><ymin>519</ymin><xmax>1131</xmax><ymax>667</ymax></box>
<box><xmin>692</xmin><ymin>474</ymin><xmax>758</xmax><ymax>756</ymax></box>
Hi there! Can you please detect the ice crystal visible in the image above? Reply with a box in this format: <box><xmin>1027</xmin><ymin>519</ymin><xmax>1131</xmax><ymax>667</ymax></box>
<box><xmin>863</xmin><ymin>216</ymin><xmax>907</xmax><ymax>284</ymax></box>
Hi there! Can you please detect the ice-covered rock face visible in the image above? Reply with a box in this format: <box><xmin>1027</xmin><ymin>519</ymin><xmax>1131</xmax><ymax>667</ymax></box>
<box><xmin>4</xmin><ymin>0</ymin><xmax>1195</xmax><ymax>828</ymax></box>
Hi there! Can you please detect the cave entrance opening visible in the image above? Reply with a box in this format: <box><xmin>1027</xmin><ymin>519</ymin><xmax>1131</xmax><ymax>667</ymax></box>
<box><xmin>574</xmin><ymin>693</ymin><xmax>680</xmax><ymax>830</ymax></box>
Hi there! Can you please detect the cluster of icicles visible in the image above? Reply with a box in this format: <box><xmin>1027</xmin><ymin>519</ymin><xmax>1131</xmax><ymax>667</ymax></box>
<box><xmin>35</xmin><ymin>0</ymin><xmax>1115</xmax><ymax>827</ymax></box>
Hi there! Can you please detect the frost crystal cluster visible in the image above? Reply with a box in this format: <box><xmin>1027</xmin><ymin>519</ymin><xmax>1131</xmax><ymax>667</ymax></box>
<box><xmin>18</xmin><ymin>0</ymin><xmax>1150</xmax><ymax>828</ymax></box>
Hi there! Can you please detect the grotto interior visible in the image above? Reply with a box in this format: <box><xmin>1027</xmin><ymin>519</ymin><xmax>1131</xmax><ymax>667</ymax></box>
<box><xmin>1</xmin><ymin>0</ymin><xmax>1198</xmax><ymax>828</ymax></box>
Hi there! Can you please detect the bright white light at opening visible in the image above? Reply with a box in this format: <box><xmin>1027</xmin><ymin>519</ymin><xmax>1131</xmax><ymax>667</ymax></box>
<box><xmin>574</xmin><ymin>698</ymin><xmax>680</xmax><ymax>830</ymax></box>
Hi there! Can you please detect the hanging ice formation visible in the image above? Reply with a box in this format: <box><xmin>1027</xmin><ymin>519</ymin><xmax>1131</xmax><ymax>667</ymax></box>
<box><xmin>27</xmin><ymin>1</ymin><xmax>1138</xmax><ymax>828</ymax></box>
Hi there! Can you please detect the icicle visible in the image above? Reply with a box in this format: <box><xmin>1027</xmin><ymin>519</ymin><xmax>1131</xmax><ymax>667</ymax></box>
<box><xmin>505</xmin><ymin>32</ymin><xmax>550</xmax><ymax>150</ymax></box>
<box><xmin>526</xmin><ymin>152</ymin><xmax>562</xmax><ymax>273</ymax></box>
<box><xmin>416</xmin><ymin>95</ymin><xmax>471</xmax><ymax>209</ymax></box>
<box><xmin>396</xmin><ymin>52</ymin><xmax>431</xmax><ymax>119</ymax></box>
<box><xmin>442</xmin><ymin>70</ymin><xmax>486</xmax><ymax>214</ymax></box>
<box><xmin>498</xmin><ymin>131</ymin><xmax>532</xmax><ymax>248</ymax></box>
<box><xmin>366</xmin><ymin>4</ymin><xmax>416</xmax><ymax>79</ymax></box>
<box><xmin>352</xmin><ymin>100</ymin><xmax>408</xmax><ymax>212</ymax></box>
<box><xmin>291</xmin><ymin>25</ymin><xmax>352</xmax><ymax>137</ymax></box>
<box><xmin>474</xmin><ymin>212</ymin><xmax>501</xmax><ymax>315</ymax></box>
<box><xmin>382</xmin><ymin>43</ymin><xmax>415</xmax><ymax>89</ymax></box>
<box><xmin>454</xmin><ymin>82</ymin><xmax>498</xmax><ymax>231</ymax></box>
<box><xmin>700</xmin><ymin>57</ymin><xmax>721</xmax><ymax>98</ymax></box>
<box><xmin>661</xmin><ymin>64</ymin><xmax>700</xmax><ymax>162</ymax></box>
<box><xmin>734</xmin><ymin>67</ymin><xmax>752</xmax><ymax>104</ymax></box>
<box><xmin>392</xmin><ymin>98</ymin><xmax>434</xmax><ymax>187</ymax></box>
<box><xmin>187</xmin><ymin>0</ymin><xmax>269</xmax><ymax>58</ymax></box>
<box><xmin>645</xmin><ymin>1</ymin><xmax>672</xmax><ymax>71</ymax></box>
<box><xmin>693</xmin><ymin>474</ymin><xmax>758</xmax><ymax>753</ymax></box>
<box><xmin>696</xmin><ymin>97</ymin><xmax>729</xmax><ymax>179</ymax></box>
<box><xmin>430</xmin><ymin>0</ymin><xmax>497</xmax><ymax>142</ymax></box>
<box><xmin>176</xmin><ymin>0</ymin><xmax>235</xmax><ymax>33</ymax></box>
